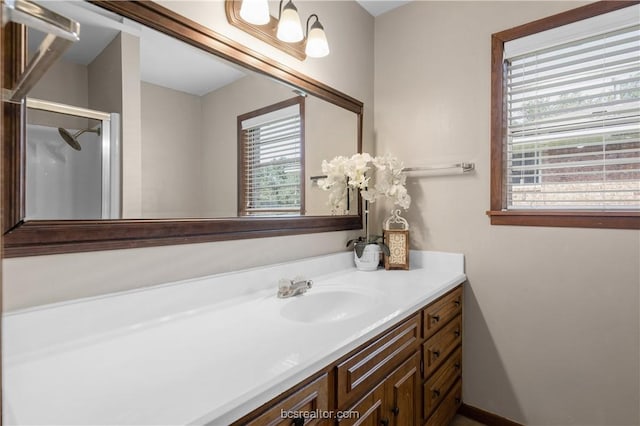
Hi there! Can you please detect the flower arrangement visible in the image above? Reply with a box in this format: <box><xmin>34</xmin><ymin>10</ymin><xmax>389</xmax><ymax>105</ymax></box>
<box><xmin>318</xmin><ymin>153</ymin><xmax>411</xmax><ymax>214</ymax></box>
<box><xmin>318</xmin><ymin>153</ymin><xmax>411</xmax><ymax>261</ymax></box>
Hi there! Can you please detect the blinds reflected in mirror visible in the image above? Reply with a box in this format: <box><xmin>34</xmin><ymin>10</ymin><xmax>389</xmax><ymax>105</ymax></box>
<box><xmin>239</xmin><ymin>97</ymin><xmax>304</xmax><ymax>215</ymax></box>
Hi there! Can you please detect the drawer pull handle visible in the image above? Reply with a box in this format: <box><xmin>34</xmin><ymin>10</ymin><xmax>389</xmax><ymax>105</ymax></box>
<box><xmin>455</xmin><ymin>362</ymin><xmax>461</xmax><ymax>369</ymax></box>
<box><xmin>455</xmin><ymin>397</ymin><xmax>462</xmax><ymax>404</ymax></box>
<box><xmin>381</xmin><ymin>418</ymin><xmax>389</xmax><ymax>426</ymax></box>
<box><xmin>432</xmin><ymin>350</ymin><xmax>440</xmax><ymax>358</ymax></box>
<box><xmin>454</xmin><ymin>299</ymin><xmax>461</xmax><ymax>307</ymax></box>
<box><xmin>391</xmin><ymin>406</ymin><xmax>400</xmax><ymax>416</ymax></box>
<box><xmin>292</xmin><ymin>418</ymin><xmax>304</xmax><ymax>426</ymax></box>
<box><xmin>431</xmin><ymin>314</ymin><xmax>440</xmax><ymax>323</ymax></box>
<box><xmin>454</xmin><ymin>329</ymin><xmax>461</xmax><ymax>337</ymax></box>
<box><xmin>432</xmin><ymin>389</ymin><xmax>441</xmax><ymax>398</ymax></box>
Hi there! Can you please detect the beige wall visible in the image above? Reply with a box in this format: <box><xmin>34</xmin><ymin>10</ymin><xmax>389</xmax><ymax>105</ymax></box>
<box><xmin>88</xmin><ymin>34</ymin><xmax>123</xmax><ymax>118</ymax></box>
<box><xmin>30</xmin><ymin>59</ymin><xmax>88</xmax><ymax>108</ymax></box>
<box><xmin>3</xmin><ymin>1</ymin><xmax>374</xmax><ymax>310</ymax></box>
<box><xmin>29</xmin><ymin>59</ymin><xmax>89</xmax><ymax>130</ymax></box>
<box><xmin>374</xmin><ymin>2</ymin><xmax>639</xmax><ymax>425</ymax></box>
<box><xmin>141</xmin><ymin>82</ymin><xmax>204</xmax><ymax>217</ymax></box>
<box><xmin>119</xmin><ymin>33</ymin><xmax>143</xmax><ymax>218</ymax></box>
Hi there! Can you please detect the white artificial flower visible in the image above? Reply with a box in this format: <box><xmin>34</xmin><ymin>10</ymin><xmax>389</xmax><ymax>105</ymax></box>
<box><xmin>319</xmin><ymin>152</ymin><xmax>411</xmax><ymax>213</ymax></box>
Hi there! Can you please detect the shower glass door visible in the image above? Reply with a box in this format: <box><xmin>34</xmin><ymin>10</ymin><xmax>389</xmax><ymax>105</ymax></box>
<box><xmin>25</xmin><ymin>99</ymin><xmax>120</xmax><ymax>220</ymax></box>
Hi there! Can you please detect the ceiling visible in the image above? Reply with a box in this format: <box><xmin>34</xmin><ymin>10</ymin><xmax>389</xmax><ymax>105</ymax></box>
<box><xmin>356</xmin><ymin>0</ymin><xmax>413</xmax><ymax>17</ymax></box>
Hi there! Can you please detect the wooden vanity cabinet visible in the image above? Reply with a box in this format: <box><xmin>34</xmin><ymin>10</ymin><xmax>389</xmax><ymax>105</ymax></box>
<box><xmin>232</xmin><ymin>285</ymin><xmax>463</xmax><ymax>426</ymax></box>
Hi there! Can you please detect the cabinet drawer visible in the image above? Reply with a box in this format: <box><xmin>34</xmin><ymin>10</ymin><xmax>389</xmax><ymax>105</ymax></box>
<box><xmin>336</xmin><ymin>314</ymin><xmax>420</xmax><ymax>408</ymax></box>
<box><xmin>423</xmin><ymin>346</ymin><xmax>462</xmax><ymax>419</ymax></box>
<box><xmin>422</xmin><ymin>314</ymin><xmax>462</xmax><ymax>378</ymax></box>
<box><xmin>243</xmin><ymin>374</ymin><xmax>329</xmax><ymax>426</ymax></box>
<box><xmin>425</xmin><ymin>378</ymin><xmax>462</xmax><ymax>426</ymax></box>
<box><xmin>422</xmin><ymin>287</ymin><xmax>462</xmax><ymax>339</ymax></box>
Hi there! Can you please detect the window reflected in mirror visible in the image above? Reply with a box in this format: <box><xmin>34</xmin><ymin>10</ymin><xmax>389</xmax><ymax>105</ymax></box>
<box><xmin>239</xmin><ymin>97</ymin><xmax>304</xmax><ymax>216</ymax></box>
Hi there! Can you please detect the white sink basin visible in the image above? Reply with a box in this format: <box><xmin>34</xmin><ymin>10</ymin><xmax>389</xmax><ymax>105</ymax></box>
<box><xmin>280</xmin><ymin>288</ymin><xmax>380</xmax><ymax>323</ymax></box>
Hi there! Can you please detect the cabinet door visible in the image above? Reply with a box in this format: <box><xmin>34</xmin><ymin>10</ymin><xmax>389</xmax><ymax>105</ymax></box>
<box><xmin>384</xmin><ymin>352</ymin><xmax>420</xmax><ymax>426</ymax></box>
<box><xmin>338</xmin><ymin>382</ymin><xmax>385</xmax><ymax>426</ymax></box>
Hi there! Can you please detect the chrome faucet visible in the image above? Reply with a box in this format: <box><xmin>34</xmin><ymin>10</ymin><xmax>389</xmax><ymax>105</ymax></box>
<box><xmin>278</xmin><ymin>277</ymin><xmax>313</xmax><ymax>298</ymax></box>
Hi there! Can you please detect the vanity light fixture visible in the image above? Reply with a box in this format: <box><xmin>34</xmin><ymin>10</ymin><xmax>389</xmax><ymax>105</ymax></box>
<box><xmin>239</xmin><ymin>0</ymin><xmax>270</xmax><ymax>25</ymax></box>
<box><xmin>305</xmin><ymin>14</ymin><xmax>329</xmax><ymax>58</ymax></box>
<box><xmin>226</xmin><ymin>0</ymin><xmax>329</xmax><ymax>60</ymax></box>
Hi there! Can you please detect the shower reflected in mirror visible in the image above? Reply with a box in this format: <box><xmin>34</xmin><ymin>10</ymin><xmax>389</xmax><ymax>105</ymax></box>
<box><xmin>26</xmin><ymin>101</ymin><xmax>120</xmax><ymax>220</ymax></box>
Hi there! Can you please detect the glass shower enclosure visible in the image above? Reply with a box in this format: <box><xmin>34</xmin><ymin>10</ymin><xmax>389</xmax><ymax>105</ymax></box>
<box><xmin>25</xmin><ymin>98</ymin><xmax>120</xmax><ymax>220</ymax></box>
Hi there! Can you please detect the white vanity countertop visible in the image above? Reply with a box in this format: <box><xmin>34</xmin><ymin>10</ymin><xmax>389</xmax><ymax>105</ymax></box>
<box><xmin>2</xmin><ymin>250</ymin><xmax>465</xmax><ymax>425</ymax></box>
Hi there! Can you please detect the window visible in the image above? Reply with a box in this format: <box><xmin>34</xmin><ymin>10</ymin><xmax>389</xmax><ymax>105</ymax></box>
<box><xmin>511</xmin><ymin>151</ymin><xmax>540</xmax><ymax>185</ymax></box>
<box><xmin>238</xmin><ymin>97</ymin><xmax>305</xmax><ymax>216</ymax></box>
<box><xmin>489</xmin><ymin>2</ymin><xmax>640</xmax><ymax>229</ymax></box>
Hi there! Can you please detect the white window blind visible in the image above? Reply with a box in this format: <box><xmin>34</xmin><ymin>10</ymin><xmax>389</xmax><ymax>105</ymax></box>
<box><xmin>241</xmin><ymin>107</ymin><xmax>302</xmax><ymax>215</ymax></box>
<box><xmin>505</xmin><ymin>22</ymin><xmax>640</xmax><ymax>210</ymax></box>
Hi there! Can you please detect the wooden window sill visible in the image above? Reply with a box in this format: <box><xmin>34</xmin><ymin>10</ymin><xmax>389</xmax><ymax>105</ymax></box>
<box><xmin>486</xmin><ymin>210</ymin><xmax>640</xmax><ymax>230</ymax></box>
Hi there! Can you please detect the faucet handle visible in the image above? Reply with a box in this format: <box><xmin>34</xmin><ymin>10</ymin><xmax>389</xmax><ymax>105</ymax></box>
<box><xmin>292</xmin><ymin>276</ymin><xmax>313</xmax><ymax>288</ymax></box>
<box><xmin>294</xmin><ymin>276</ymin><xmax>312</xmax><ymax>288</ymax></box>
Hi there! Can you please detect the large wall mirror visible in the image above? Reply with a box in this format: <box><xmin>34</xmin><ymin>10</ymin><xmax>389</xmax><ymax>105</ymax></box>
<box><xmin>2</xmin><ymin>0</ymin><xmax>363</xmax><ymax>257</ymax></box>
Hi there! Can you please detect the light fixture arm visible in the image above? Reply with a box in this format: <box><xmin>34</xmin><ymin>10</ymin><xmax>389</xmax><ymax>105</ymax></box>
<box><xmin>306</xmin><ymin>14</ymin><xmax>322</xmax><ymax>36</ymax></box>
<box><xmin>278</xmin><ymin>0</ymin><xmax>283</xmax><ymax>20</ymax></box>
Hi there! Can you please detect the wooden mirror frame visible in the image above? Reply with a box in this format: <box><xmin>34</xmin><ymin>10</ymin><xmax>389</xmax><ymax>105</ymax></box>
<box><xmin>1</xmin><ymin>1</ymin><xmax>363</xmax><ymax>258</ymax></box>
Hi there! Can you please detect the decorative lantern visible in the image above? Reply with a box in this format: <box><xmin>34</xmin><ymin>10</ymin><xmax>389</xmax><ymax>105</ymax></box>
<box><xmin>383</xmin><ymin>209</ymin><xmax>410</xmax><ymax>270</ymax></box>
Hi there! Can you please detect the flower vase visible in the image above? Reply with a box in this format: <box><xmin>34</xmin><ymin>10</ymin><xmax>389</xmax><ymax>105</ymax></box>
<box><xmin>354</xmin><ymin>243</ymin><xmax>381</xmax><ymax>271</ymax></box>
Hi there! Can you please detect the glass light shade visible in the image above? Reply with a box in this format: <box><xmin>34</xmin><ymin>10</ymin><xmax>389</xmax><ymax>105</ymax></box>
<box><xmin>239</xmin><ymin>0</ymin><xmax>270</xmax><ymax>25</ymax></box>
<box><xmin>305</xmin><ymin>25</ymin><xmax>329</xmax><ymax>58</ymax></box>
<box><xmin>276</xmin><ymin>2</ymin><xmax>303</xmax><ymax>43</ymax></box>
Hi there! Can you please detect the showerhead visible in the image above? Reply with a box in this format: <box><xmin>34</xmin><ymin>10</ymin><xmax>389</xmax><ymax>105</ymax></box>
<box><xmin>58</xmin><ymin>128</ymin><xmax>82</xmax><ymax>150</ymax></box>
<box><xmin>57</xmin><ymin>127</ymin><xmax>100</xmax><ymax>151</ymax></box>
